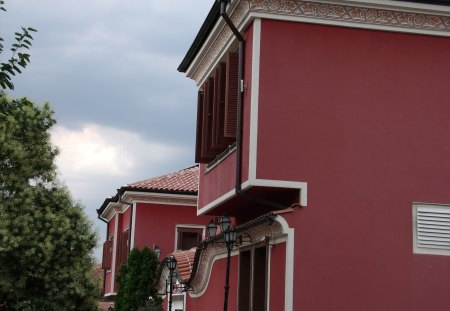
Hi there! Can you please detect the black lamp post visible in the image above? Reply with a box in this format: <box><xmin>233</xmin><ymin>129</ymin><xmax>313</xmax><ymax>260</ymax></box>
<box><xmin>223</xmin><ymin>225</ymin><xmax>237</xmax><ymax>311</ymax></box>
<box><xmin>167</xmin><ymin>256</ymin><xmax>177</xmax><ymax>311</ymax></box>
<box><xmin>207</xmin><ymin>215</ymin><xmax>237</xmax><ymax>311</ymax></box>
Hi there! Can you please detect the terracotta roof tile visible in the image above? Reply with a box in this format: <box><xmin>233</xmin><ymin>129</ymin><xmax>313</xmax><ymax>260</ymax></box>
<box><xmin>126</xmin><ymin>165</ymin><xmax>199</xmax><ymax>193</ymax></box>
<box><xmin>171</xmin><ymin>248</ymin><xmax>197</xmax><ymax>283</ymax></box>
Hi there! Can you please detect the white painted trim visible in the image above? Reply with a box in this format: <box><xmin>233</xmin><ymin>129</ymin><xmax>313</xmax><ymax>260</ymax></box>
<box><xmin>249</xmin><ymin>18</ymin><xmax>261</xmax><ymax>182</ymax></box>
<box><xmin>197</xmin><ymin>188</ymin><xmax>236</xmax><ymax>215</ymax></box>
<box><xmin>122</xmin><ymin>191</ymin><xmax>197</xmax><ymax>207</ymax></box>
<box><xmin>249</xmin><ymin>11</ymin><xmax>450</xmax><ymax>38</ymax></box>
<box><xmin>198</xmin><ymin>178</ymin><xmax>307</xmax><ymax>215</ymax></box>
<box><xmin>110</xmin><ymin>214</ymin><xmax>119</xmax><ymax>293</ymax></box>
<box><xmin>244</xmin><ymin>178</ymin><xmax>308</xmax><ymax>207</ymax></box>
<box><xmin>101</xmin><ymin>191</ymin><xmax>197</xmax><ymax>221</ymax></box>
<box><xmin>275</xmin><ymin>215</ymin><xmax>294</xmax><ymax>311</ymax></box>
<box><xmin>174</xmin><ymin>224</ymin><xmax>206</xmax><ymax>251</ymax></box>
<box><xmin>104</xmin><ymin>292</ymin><xmax>117</xmax><ymax>297</ymax></box>
<box><xmin>188</xmin><ymin>248</ymin><xmax>239</xmax><ymax>298</ymax></box>
<box><xmin>130</xmin><ymin>202</ymin><xmax>136</xmax><ymax>250</ymax></box>
<box><xmin>185</xmin><ymin>0</ymin><xmax>242</xmax><ymax>83</ymax></box>
<box><xmin>330</xmin><ymin>0</ymin><xmax>450</xmax><ymax>13</ymax></box>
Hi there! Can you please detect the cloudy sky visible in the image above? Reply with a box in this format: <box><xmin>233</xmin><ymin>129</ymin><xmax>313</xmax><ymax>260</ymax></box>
<box><xmin>1</xmin><ymin>0</ymin><xmax>212</xmax><ymax>259</ymax></box>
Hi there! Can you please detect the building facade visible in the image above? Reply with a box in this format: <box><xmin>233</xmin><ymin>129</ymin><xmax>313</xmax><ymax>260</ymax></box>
<box><xmin>98</xmin><ymin>165</ymin><xmax>209</xmax><ymax>310</ymax></box>
<box><xmin>163</xmin><ymin>0</ymin><xmax>450</xmax><ymax>310</ymax></box>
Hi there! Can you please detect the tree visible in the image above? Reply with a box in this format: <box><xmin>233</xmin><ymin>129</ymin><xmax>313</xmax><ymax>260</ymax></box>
<box><xmin>115</xmin><ymin>247</ymin><xmax>162</xmax><ymax>311</ymax></box>
<box><xmin>0</xmin><ymin>0</ymin><xmax>37</xmax><ymax>90</ymax></box>
<box><xmin>0</xmin><ymin>95</ymin><xmax>100</xmax><ymax>311</ymax></box>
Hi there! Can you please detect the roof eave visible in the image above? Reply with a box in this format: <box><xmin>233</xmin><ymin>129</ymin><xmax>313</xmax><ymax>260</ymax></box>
<box><xmin>178</xmin><ymin>1</ymin><xmax>221</xmax><ymax>73</ymax></box>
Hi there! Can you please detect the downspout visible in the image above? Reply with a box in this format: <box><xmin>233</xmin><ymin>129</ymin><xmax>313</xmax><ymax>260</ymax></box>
<box><xmin>217</xmin><ymin>0</ymin><xmax>244</xmax><ymax>193</ymax></box>
<box><xmin>219</xmin><ymin>0</ymin><xmax>291</xmax><ymax>210</ymax></box>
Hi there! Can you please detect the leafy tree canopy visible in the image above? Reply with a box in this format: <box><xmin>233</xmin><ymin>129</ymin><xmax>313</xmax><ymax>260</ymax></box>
<box><xmin>115</xmin><ymin>247</ymin><xmax>162</xmax><ymax>311</ymax></box>
<box><xmin>0</xmin><ymin>0</ymin><xmax>37</xmax><ymax>90</ymax></box>
<box><xmin>0</xmin><ymin>95</ymin><xmax>100</xmax><ymax>311</ymax></box>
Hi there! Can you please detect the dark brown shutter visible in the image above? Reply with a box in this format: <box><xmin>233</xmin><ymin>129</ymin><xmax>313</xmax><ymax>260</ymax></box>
<box><xmin>224</xmin><ymin>51</ymin><xmax>239</xmax><ymax>139</ymax></box>
<box><xmin>195</xmin><ymin>90</ymin><xmax>206</xmax><ymax>163</ymax></box>
<box><xmin>213</xmin><ymin>62</ymin><xmax>233</xmax><ymax>147</ymax></box>
<box><xmin>201</xmin><ymin>77</ymin><xmax>222</xmax><ymax>161</ymax></box>
<box><xmin>102</xmin><ymin>240</ymin><xmax>113</xmax><ymax>270</ymax></box>
<box><xmin>120</xmin><ymin>230</ymin><xmax>129</xmax><ymax>264</ymax></box>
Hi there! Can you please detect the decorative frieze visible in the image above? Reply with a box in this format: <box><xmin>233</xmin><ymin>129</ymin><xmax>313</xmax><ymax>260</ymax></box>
<box><xmin>188</xmin><ymin>0</ymin><xmax>450</xmax><ymax>84</ymax></box>
<box><xmin>189</xmin><ymin>219</ymin><xmax>284</xmax><ymax>296</ymax></box>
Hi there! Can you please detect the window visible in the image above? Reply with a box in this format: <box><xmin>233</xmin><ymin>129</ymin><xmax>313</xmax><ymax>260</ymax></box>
<box><xmin>101</xmin><ymin>238</ymin><xmax>113</xmax><ymax>270</ymax></box>
<box><xmin>238</xmin><ymin>244</ymin><xmax>268</xmax><ymax>311</ymax></box>
<box><xmin>195</xmin><ymin>51</ymin><xmax>239</xmax><ymax>164</ymax></box>
<box><xmin>176</xmin><ymin>226</ymin><xmax>204</xmax><ymax>251</ymax></box>
<box><xmin>413</xmin><ymin>203</ymin><xmax>450</xmax><ymax>256</ymax></box>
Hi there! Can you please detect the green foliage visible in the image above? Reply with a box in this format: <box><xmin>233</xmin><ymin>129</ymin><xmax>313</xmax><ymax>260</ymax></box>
<box><xmin>0</xmin><ymin>0</ymin><xmax>37</xmax><ymax>90</ymax></box>
<box><xmin>0</xmin><ymin>94</ymin><xmax>100</xmax><ymax>311</ymax></box>
<box><xmin>115</xmin><ymin>247</ymin><xmax>162</xmax><ymax>311</ymax></box>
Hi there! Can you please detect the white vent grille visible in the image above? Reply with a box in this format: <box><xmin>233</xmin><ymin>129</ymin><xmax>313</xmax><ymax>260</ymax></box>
<box><xmin>413</xmin><ymin>203</ymin><xmax>450</xmax><ymax>256</ymax></box>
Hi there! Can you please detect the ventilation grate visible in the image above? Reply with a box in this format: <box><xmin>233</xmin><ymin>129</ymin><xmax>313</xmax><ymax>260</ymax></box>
<box><xmin>414</xmin><ymin>204</ymin><xmax>450</xmax><ymax>255</ymax></box>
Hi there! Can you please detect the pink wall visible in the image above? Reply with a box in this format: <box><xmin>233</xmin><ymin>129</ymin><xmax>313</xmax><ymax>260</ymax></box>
<box><xmin>121</xmin><ymin>207</ymin><xmax>131</xmax><ymax>231</ymax></box>
<box><xmin>186</xmin><ymin>255</ymin><xmax>238</xmax><ymax>311</ymax></box>
<box><xmin>270</xmin><ymin>241</ymin><xmax>286</xmax><ymax>311</ymax></box>
<box><xmin>134</xmin><ymin>202</ymin><xmax>209</xmax><ymax>257</ymax></box>
<box><xmin>198</xmin><ymin>155</ymin><xmax>236</xmax><ymax>212</ymax></box>
<box><xmin>257</xmin><ymin>20</ymin><xmax>450</xmax><ymax>310</ymax></box>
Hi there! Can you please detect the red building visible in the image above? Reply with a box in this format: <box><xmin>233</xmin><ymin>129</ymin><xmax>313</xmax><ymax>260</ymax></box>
<box><xmin>158</xmin><ymin>0</ymin><xmax>450</xmax><ymax>310</ymax></box>
<box><xmin>97</xmin><ymin>165</ymin><xmax>209</xmax><ymax>309</ymax></box>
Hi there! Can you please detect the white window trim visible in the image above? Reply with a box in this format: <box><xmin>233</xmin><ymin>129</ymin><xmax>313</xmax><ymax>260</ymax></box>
<box><xmin>174</xmin><ymin>224</ymin><xmax>206</xmax><ymax>251</ymax></box>
<box><xmin>413</xmin><ymin>202</ymin><xmax>450</xmax><ymax>256</ymax></box>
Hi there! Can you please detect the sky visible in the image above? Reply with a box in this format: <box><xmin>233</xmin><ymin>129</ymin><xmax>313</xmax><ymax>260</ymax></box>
<box><xmin>1</xmin><ymin>0</ymin><xmax>213</xmax><ymax>260</ymax></box>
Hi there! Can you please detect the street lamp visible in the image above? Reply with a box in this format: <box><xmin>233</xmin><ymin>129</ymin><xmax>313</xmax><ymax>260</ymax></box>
<box><xmin>206</xmin><ymin>214</ymin><xmax>237</xmax><ymax>311</ymax></box>
<box><xmin>167</xmin><ymin>256</ymin><xmax>177</xmax><ymax>311</ymax></box>
<box><xmin>153</xmin><ymin>244</ymin><xmax>161</xmax><ymax>259</ymax></box>
<box><xmin>219</xmin><ymin>214</ymin><xmax>231</xmax><ymax>233</ymax></box>
<box><xmin>208</xmin><ymin>219</ymin><xmax>217</xmax><ymax>238</ymax></box>
<box><xmin>223</xmin><ymin>225</ymin><xmax>237</xmax><ymax>311</ymax></box>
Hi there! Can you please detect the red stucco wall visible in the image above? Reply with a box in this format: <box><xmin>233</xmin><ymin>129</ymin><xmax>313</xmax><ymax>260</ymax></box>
<box><xmin>134</xmin><ymin>202</ymin><xmax>208</xmax><ymax>257</ymax></box>
<box><xmin>257</xmin><ymin>19</ymin><xmax>450</xmax><ymax>310</ymax></box>
<box><xmin>270</xmin><ymin>241</ymin><xmax>286</xmax><ymax>311</ymax></box>
<box><xmin>186</xmin><ymin>255</ymin><xmax>238</xmax><ymax>311</ymax></box>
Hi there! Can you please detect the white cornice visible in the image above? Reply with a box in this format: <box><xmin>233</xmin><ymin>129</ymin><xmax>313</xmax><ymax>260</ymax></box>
<box><xmin>185</xmin><ymin>0</ymin><xmax>450</xmax><ymax>85</ymax></box>
<box><xmin>100</xmin><ymin>191</ymin><xmax>197</xmax><ymax>221</ymax></box>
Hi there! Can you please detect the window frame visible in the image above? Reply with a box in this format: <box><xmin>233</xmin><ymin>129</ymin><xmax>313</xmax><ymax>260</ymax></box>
<box><xmin>175</xmin><ymin>225</ymin><xmax>205</xmax><ymax>251</ymax></box>
<box><xmin>238</xmin><ymin>241</ymin><xmax>269</xmax><ymax>311</ymax></box>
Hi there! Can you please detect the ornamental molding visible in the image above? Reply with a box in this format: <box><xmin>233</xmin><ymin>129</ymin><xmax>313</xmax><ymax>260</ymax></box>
<box><xmin>187</xmin><ymin>0</ymin><xmax>450</xmax><ymax>84</ymax></box>
<box><xmin>188</xmin><ymin>219</ymin><xmax>284</xmax><ymax>296</ymax></box>
<box><xmin>100</xmin><ymin>192</ymin><xmax>197</xmax><ymax>221</ymax></box>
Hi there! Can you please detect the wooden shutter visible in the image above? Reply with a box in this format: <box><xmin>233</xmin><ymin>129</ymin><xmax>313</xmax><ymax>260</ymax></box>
<box><xmin>101</xmin><ymin>240</ymin><xmax>113</xmax><ymax>270</ymax></box>
<box><xmin>195</xmin><ymin>90</ymin><xmax>207</xmax><ymax>163</ymax></box>
<box><xmin>213</xmin><ymin>62</ymin><xmax>233</xmax><ymax>147</ymax></box>
<box><xmin>120</xmin><ymin>230</ymin><xmax>129</xmax><ymax>264</ymax></box>
<box><xmin>224</xmin><ymin>51</ymin><xmax>239</xmax><ymax>139</ymax></box>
